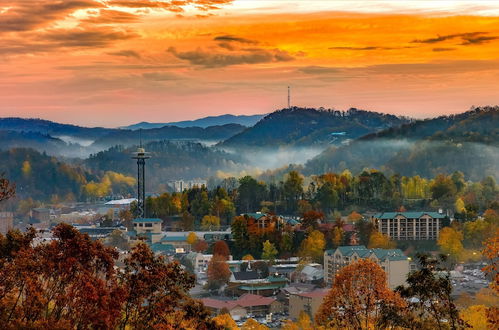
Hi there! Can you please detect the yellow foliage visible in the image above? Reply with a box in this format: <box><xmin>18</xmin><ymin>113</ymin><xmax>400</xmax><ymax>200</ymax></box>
<box><xmin>282</xmin><ymin>312</ymin><xmax>314</xmax><ymax>330</ymax></box>
<box><xmin>213</xmin><ymin>313</ymin><xmax>239</xmax><ymax>330</ymax></box>
<box><xmin>242</xmin><ymin>254</ymin><xmax>254</xmax><ymax>261</ymax></box>
<box><xmin>21</xmin><ymin>160</ymin><xmax>32</xmax><ymax>177</ymax></box>
<box><xmin>299</xmin><ymin>230</ymin><xmax>326</xmax><ymax>263</ymax></box>
<box><xmin>186</xmin><ymin>232</ymin><xmax>198</xmax><ymax>245</ymax></box>
<box><xmin>437</xmin><ymin>227</ymin><xmax>464</xmax><ymax>260</ymax></box>
<box><xmin>241</xmin><ymin>318</ymin><xmax>268</xmax><ymax>330</ymax></box>
<box><xmin>368</xmin><ymin>231</ymin><xmax>395</xmax><ymax>249</ymax></box>
<box><xmin>201</xmin><ymin>215</ymin><xmax>221</xmax><ymax>230</ymax></box>
<box><xmin>455</xmin><ymin>198</ymin><xmax>466</xmax><ymax>213</ymax></box>
<box><xmin>460</xmin><ymin>305</ymin><xmax>488</xmax><ymax>330</ymax></box>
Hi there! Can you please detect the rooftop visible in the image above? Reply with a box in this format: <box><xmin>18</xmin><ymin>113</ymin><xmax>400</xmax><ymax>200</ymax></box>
<box><xmin>373</xmin><ymin>212</ymin><xmax>446</xmax><ymax>219</ymax></box>
<box><xmin>133</xmin><ymin>218</ymin><xmax>162</xmax><ymax>223</ymax></box>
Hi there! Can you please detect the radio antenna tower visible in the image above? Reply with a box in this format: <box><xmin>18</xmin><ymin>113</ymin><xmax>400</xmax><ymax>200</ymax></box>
<box><xmin>287</xmin><ymin>86</ymin><xmax>291</xmax><ymax>109</ymax></box>
<box><xmin>132</xmin><ymin>131</ymin><xmax>150</xmax><ymax>219</ymax></box>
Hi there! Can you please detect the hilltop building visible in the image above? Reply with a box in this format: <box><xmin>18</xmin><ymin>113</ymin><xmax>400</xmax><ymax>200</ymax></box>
<box><xmin>371</xmin><ymin>211</ymin><xmax>446</xmax><ymax>240</ymax></box>
<box><xmin>324</xmin><ymin>245</ymin><xmax>409</xmax><ymax>289</ymax></box>
<box><xmin>171</xmin><ymin>179</ymin><xmax>207</xmax><ymax>192</ymax></box>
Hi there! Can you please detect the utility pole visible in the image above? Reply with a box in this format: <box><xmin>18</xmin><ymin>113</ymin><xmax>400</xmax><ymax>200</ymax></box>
<box><xmin>288</xmin><ymin>86</ymin><xmax>291</xmax><ymax>109</ymax></box>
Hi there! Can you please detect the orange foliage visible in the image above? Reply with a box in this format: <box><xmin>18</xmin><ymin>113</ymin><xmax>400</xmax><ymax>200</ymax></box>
<box><xmin>316</xmin><ymin>259</ymin><xmax>406</xmax><ymax>329</ymax></box>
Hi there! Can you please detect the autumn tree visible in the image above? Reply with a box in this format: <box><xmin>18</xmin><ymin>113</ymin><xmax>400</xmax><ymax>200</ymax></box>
<box><xmin>106</xmin><ymin>229</ymin><xmax>130</xmax><ymax>251</ymax></box>
<box><xmin>261</xmin><ymin>240</ymin><xmax>278</xmax><ymax>263</ymax></box>
<box><xmin>213</xmin><ymin>240</ymin><xmax>231</xmax><ymax>260</ymax></box>
<box><xmin>482</xmin><ymin>228</ymin><xmax>499</xmax><ymax>327</ymax></box>
<box><xmin>241</xmin><ymin>318</ymin><xmax>268</xmax><ymax>330</ymax></box>
<box><xmin>316</xmin><ymin>259</ymin><xmax>406</xmax><ymax>329</ymax></box>
<box><xmin>206</xmin><ymin>254</ymin><xmax>231</xmax><ymax>291</ymax></box>
<box><xmin>298</xmin><ymin>230</ymin><xmax>325</xmax><ymax>263</ymax></box>
<box><xmin>282</xmin><ymin>311</ymin><xmax>314</xmax><ymax>330</ymax></box>
<box><xmin>213</xmin><ymin>313</ymin><xmax>239</xmax><ymax>329</ymax></box>
<box><xmin>438</xmin><ymin>226</ymin><xmax>464</xmax><ymax>262</ymax></box>
<box><xmin>194</xmin><ymin>239</ymin><xmax>209</xmax><ymax>253</ymax></box>
<box><xmin>120</xmin><ymin>241</ymin><xmax>218</xmax><ymax>329</ymax></box>
<box><xmin>201</xmin><ymin>215</ymin><xmax>221</xmax><ymax>230</ymax></box>
<box><xmin>460</xmin><ymin>305</ymin><xmax>488</xmax><ymax>330</ymax></box>
<box><xmin>301</xmin><ymin>210</ymin><xmax>324</xmax><ymax>230</ymax></box>
<box><xmin>368</xmin><ymin>231</ymin><xmax>396</xmax><ymax>249</ymax></box>
<box><xmin>242</xmin><ymin>254</ymin><xmax>254</xmax><ymax>261</ymax></box>
<box><xmin>0</xmin><ymin>173</ymin><xmax>15</xmax><ymax>202</ymax></box>
<box><xmin>347</xmin><ymin>211</ymin><xmax>363</xmax><ymax>222</ymax></box>
<box><xmin>187</xmin><ymin>232</ymin><xmax>198</xmax><ymax>245</ymax></box>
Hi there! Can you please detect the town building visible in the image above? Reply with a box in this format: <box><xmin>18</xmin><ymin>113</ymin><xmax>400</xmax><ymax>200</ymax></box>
<box><xmin>171</xmin><ymin>179</ymin><xmax>207</xmax><ymax>193</ymax></box>
<box><xmin>371</xmin><ymin>211</ymin><xmax>446</xmax><ymax>240</ymax></box>
<box><xmin>228</xmin><ymin>271</ymin><xmax>288</xmax><ymax>296</ymax></box>
<box><xmin>324</xmin><ymin>245</ymin><xmax>409</xmax><ymax>289</ymax></box>
<box><xmin>0</xmin><ymin>212</ymin><xmax>14</xmax><ymax>234</ymax></box>
<box><xmin>288</xmin><ymin>289</ymin><xmax>328</xmax><ymax>321</ymax></box>
<box><xmin>201</xmin><ymin>294</ymin><xmax>283</xmax><ymax>320</ymax></box>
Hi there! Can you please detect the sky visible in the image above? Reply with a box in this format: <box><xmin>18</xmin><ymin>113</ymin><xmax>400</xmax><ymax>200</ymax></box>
<box><xmin>1</xmin><ymin>0</ymin><xmax>499</xmax><ymax>127</ymax></box>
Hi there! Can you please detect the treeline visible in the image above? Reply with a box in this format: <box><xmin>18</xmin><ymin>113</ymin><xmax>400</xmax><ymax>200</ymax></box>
<box><xmin>142</xmin><ymin>169</ymin><xmax>498</xmax><ymax>222</ymax></box>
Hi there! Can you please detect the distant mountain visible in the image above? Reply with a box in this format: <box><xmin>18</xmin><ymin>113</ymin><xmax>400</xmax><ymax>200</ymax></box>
<box><xmin>0</xmin><ymin>118</ymin><xmax>113</xmax><ymax>140</ymax></box>
<box><xmin>122</xmin><ymin>114</ymin><xmax>266</xmax><ymax>130</ymax></box>
<box><xmin>219</xmin><ymin>107</ymin><xmax>410</xmax><ymax>148</ymax></box>
<box><xmin>91</xmin><ymin>124</ymin><xmax>246</xmax><ymax>149</ymax></box>
<box><xmin>305</xmin><ymin>106</ymin><xmax>499</xmax><ymax>180</ymax></box>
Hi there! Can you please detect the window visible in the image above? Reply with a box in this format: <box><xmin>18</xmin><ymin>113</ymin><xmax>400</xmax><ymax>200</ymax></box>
<box><xmin>145</xmin><ymin>223</ymin><xmax>152</xmax><ymax>227</ymax></box>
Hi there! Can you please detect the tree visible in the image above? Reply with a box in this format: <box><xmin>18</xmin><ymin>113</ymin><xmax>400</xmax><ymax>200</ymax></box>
<box><xmin>368</xmin><ymin>231</ymin><xmax>395</xmax><ymax>249</ymax></box>
<box><xmin>213</xmin><ymin>313</ymin><xmax>239</xmax><ymax>329</ymax></box>
<box><xmin>283</xmin><ymin>171</ymin><xmax>304</xmax><ymax>213</ymax></box>
<box><xmin>193</xmin><ymin>240</ymin><xmax>209</xmax><ymax>253</ymax></box>
<box><xmin>0</xmin><ymin>224</ymin><xmax>220</xmax><ymax>329</ymax></box>
<box><xmin>241</xmin><ymin>318</ymin><xmax>268</xmax><ymax>330</ymax></box>
<box><xmin>482</xmin><ymin>228</ymin><xmax>499</xmax><ymax>327</ymax></box>
<box><xmin>438</xmin><ymin>226</ymin><xmax>464</xmax><ymax>262</ymax></box>
<box><xmin>298</xmin><ymin>230</ymin><xmax>325</xmax><ymax>263</ymax></box>
<box><xmin>213</xmin><ymin>240</ymin><xmax>230</xmax><ymax>260</ymax></box>
<box><xmin>395</xmin><ymin>254</ymin><xmax>465</xmax><ymax>330</ymax></box>
<box><xmin>355</xmin><ymin>219</ymin><xmax>375</xmax><ymax>246</ymax></box>
<box><xmin>301</xmin><ymin>210</ymin><xmax>324</xmax><ymax>230</ymax></box>
<box><xmin>331</xmin><ymin>226</ymin><xmax>344</xmax><ymax>248</ymax></box>
<box><xmin>186</xmin><ymin>232</ymin><xmax>198</xmax><ymax>245</ymax></box>
<box><xmin>0</xmin><ymin>174</ymin><xmax>15</xmax><ymax>202</ymax></box>
<box><xmin>460</xmin><ymin>305</ymin><xmax>488</xmax><ymax>330</ymax></box>
<box><xmin>206</xmin><ymin>254</ymin><xmax>231</xmax><ymax>291</ymax></box>
<box><xmin>347</xmin><ymin>211</ymin><xmax>363</xmax><ymax>222</ymax></box>
<box><xmin>120</xmin><ymin>242</ymin><xmax>218</xmax><ymax>329</ymax></box>
<box><xmin>282</xmin><ymin>311</ymin><xmax>314</xmax><ymax>330</ymax></box>
<box><xmin>201</xmin><ymin>215</ymin><xmax>221</xmax><ymax>231</ymax></box>
<box><xmin>261</xmin><ymin>240</ymin><xmax>278</xmax><ymax>263</ymax></box>
<box><xmin>316</xmin><ymin>259</ymin><xmax>406</xmax><ymax>329</ymax></box>
<box><xmin>182</xmin><ymin>211</ymin><xmax>195</xmax><ymax>231</ymax></box>
<box><xmin>242</xmin><ymin>254</ymin><xmax>254</xmax><ymax>261</ymax></box>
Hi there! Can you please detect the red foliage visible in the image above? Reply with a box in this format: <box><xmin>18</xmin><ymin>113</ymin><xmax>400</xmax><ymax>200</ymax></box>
<box><xmin>212</xmin><ymin>240</ymin><xmax>230</xmax><ymax>260</ymax></box>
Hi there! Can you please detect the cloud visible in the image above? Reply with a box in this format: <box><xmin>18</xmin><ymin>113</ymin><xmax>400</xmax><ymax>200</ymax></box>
<box><xmin>461</xmin><ymin>35</ymin><xmax>498</xmax><ymax>45</ymax></box>
<box><xmin>82</xmin><ymin>9</ymin><xmax>139</xmax><ymax>24</ymax></box>
<box><xmin>43</xmin><ymin>27</ymin><xmax>136</xmax><ymax>48</ymax></box>
<box><xmin>329</xmin><ymin>46</ymin><xmax>393</xmax><ymax>50</ymax></box>
<box><xmin>0</xmin><ymin>0</ymin><xmax>102</xmax><ymax>32</ymax></box>
<box><xmin>298</xmin><ymin>66</ymin><xmax>340</xmax><ymax>75</ymax></box>
<box><xmin>411</xmin><ymin>32</ymin><xmax>497</xmax><ymax>46</ymax></box>
<box><xmin>107</xmin><ymin>49</ymin><xmax>142</xmax><ymax>58</ymax></box>
<box><xmin>167</xmin><ymin>46</ymin><xmax>294</xmax><ymax>67</ymax></box>
<box><xmin>106</xmin><ymin>0</ymin><xmax>233</xmax><ymax>12</ymax></box>
<box><xmin>142</xmin><ymin>72</ymin><xmax>179</xmax><ymax>81</ymax></box>
<box><xmin>214</xmin><ymin>35</ymin><xmax>258</xmax><ymax>44</ymax></box>
<box><xmin>432</xmin><ymin>47</ymin><xmax>455</xmax><ymax>52</ymax></box>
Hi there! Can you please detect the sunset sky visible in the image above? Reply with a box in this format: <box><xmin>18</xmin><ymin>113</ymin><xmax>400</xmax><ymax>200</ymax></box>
<box><xmin>1</xmin><ymin>0</ymin><xmax>499</xmax><ymax>127</ymax></box>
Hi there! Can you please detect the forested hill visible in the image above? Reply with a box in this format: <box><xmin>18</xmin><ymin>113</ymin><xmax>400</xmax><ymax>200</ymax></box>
<box><xmin>219</xmin><ymin>107</ymin><xmax>409</xmax><ymax>148</ymax></box>
<box><xmin>305</xmin><ymin>106</ymin><xmax>499</xmax><ymax>180</ymax></box>
<box><xmin>0</xmin><ymin>148</ymin><xmax>94</xmax><ymax>201</ymax></box>
<box><xmin>91</xmin><ymin>123</ymin><xmax>246</xmax><ymax>149</ymax></box>
<box><xmin>0</xmin><ymin>117</ymin><xmax>112</xmax><ymax>139</ymax></box>
<box><xmin>85</xmin><ymin>140</ymin><xmax>246</xmax><ymax>191</ymax></box>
